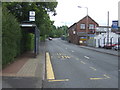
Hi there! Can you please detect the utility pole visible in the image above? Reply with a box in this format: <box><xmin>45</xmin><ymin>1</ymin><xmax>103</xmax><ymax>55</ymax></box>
<box><xmin>107</xmin><ymin>11</ymin><xmax>109</xmax><ymax>44</ymax></box>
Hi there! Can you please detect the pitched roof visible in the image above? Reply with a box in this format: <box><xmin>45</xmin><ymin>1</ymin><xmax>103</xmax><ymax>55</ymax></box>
<box><xmin>77</xmin><ymin>15</ymin><xmax>99</xmax><ymax>25</ymax></box>
<box><xmin>68</xmin><ymin>15</ymin><xmax>99</xmax><ymax>30</ymax></box>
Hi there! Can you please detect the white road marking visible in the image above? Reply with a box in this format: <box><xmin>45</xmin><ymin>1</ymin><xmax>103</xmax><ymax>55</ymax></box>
<box><xmin>80</xmin><ymin>61</ymin><xmax>86</xmax><ymax>64</ymax></box>
<box><xmin>84</xmin><ymin>56</ymin><xmax>90</xmax><ymax>59</ymax></box>
<box><xmin>72</xmin><ymin>51</ymin><xmax>74</xmax><ymax>52</ymax></box>
<box><xmin>89</xmin><ymin>67</ymin><xmax>97</xmax><ymax>71</ymax></box>
<box><xmin>103</xmin><ymin>74</ymin><xmax>110</xmax><ymax>78</ymax></box>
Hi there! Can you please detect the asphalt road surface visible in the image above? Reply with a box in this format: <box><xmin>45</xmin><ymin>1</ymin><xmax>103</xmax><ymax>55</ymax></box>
<box><xmin>43</xmin><ymin>38</ymin><xmax>118</xmax><ymax>88</ymax></box>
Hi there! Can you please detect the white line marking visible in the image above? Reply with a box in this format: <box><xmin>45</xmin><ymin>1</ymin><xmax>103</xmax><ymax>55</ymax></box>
<box><xmin>80</xmin><ymin>61</ymin><xmax>86</xmax><ymax>64</ymax></box>
<box><xmin>72</xmin><ymin>51</ymin><xmax>74</xmax><ymax>52</ymax></box>
<box><xmin>103</xmin><ymin>74</ymin><xmax>110</xmax><ymax>78</ymax></box>
<box><xmin>84</xmin><ymin>56</ymin><xmax>90</xmax><ymax>59</ymax></box>
<box><xmin>89</xmin><ymin>67</ymin><xmax>97</xmax><ymax>71</ymax></box>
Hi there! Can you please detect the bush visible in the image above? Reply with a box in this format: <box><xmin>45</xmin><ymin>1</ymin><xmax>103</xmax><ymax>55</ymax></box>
<box><xmin>2</xmin><ymin>6</ymin><xmax>22</xmax><ymax>67</ymax></box>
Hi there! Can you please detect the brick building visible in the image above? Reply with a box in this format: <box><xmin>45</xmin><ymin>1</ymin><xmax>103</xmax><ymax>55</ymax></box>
<box><xmin>68</xmin><ymin>15</ymin><xmax>99</xmax><ymax>45</ymax></box>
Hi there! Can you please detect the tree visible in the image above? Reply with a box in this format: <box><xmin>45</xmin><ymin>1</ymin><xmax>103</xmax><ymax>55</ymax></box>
<box><xmin>3</xmin><ymin>2</ymin><xmax>58</xmax><ymax>39</ymax></box>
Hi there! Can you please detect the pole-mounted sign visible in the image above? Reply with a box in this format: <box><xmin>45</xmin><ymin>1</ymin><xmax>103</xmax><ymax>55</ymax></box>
<box><xmin>29</xmin><ymin>11</ymin><xmax>35</xmax><ymax>21</ymax></box>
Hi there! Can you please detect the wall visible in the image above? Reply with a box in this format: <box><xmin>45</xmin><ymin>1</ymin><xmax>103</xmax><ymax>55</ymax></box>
<box><xmin>94</xmin><ymin>32</ymin><xmax>119</xmax><ymax>47</ymax></box>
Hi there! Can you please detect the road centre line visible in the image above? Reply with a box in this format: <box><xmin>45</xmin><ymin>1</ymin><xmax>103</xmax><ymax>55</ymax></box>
<box><xmin>103</xmin><ymin>74</ymin><xmax>110</xmax><ymax>78</ymax></box>
<box><xmin>80</xmin><ymin>61</ymin><xmax>86</xmax><ymax>64</ymax></box>
<box><xmin>84</xmin><ymin>56</ymin><xmax>90</xmax><ymax>59</ymax></box>
<box><xmin>89</xmin><ymin>67</ymin><xmax>97</xmax><ymax>71</ymax></box>
<box><xmin>46</xmin><ymin>52</ymin><xmax>55</xmax><ymax>80</ymax></box>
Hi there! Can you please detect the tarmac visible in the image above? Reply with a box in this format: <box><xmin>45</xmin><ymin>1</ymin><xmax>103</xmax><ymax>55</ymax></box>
<box><xmin>1</xmin><ymin>42</ymin><xmax>119</xmax><ymax>89</ymax></box>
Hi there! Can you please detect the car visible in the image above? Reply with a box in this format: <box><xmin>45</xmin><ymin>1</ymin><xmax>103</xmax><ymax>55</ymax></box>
<box><xmin>113</xmin><ymin>45</ymin><xmax>120</xmax><ymax>51</ymax></box>
<box><xmin>48</xmin><ymin>37</ymin><xmax>52</xmax><ymax>40</ymax></box>
<box><xmin>104</xmin><ymin>42</ymin><xmax>120</xmax><ymax>49</ymax></box>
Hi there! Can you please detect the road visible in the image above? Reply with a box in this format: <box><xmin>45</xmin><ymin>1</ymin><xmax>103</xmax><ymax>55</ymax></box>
<box><xmin>43</xmin><ymin>38</ymin><xmax>118</xmax><ymax>88</ymax></box>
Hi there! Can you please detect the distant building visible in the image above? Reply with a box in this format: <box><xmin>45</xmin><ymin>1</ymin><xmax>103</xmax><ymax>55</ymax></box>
<box><xmin>68</xmin><ymin>15</ymin><xmax>99</xmax><ymax>45</ymax></box>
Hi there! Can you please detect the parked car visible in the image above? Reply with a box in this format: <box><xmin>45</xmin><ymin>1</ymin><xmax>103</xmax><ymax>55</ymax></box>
<box><xmin>113</xmin><ymin>45</ymin><xmax>120</xmax><ymax>51</ymax></box>
<box><xmin>48</xmin><ymin>37</ymin><xmax>52</xmax><ymax>40</ymax></box>
<box><xmin>104</xmin><ymin>43</ymin><xmax>118</xmax><ymax>49</ymax></box>
<box><xmin>104</xmin><ymin>42</ymin><xmax>120</xmax><ymax>49</ymax></box>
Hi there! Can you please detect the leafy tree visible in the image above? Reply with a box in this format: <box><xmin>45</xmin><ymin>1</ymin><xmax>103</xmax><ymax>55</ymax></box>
<box><xmin>3</xmin><ymin>2</ymin><xmax>58</xmax><ymax>39</ymax></box>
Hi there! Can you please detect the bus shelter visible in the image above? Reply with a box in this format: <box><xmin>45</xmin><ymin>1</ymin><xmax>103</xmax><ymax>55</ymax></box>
<box><xmin>20</xmin><ymin>21</ymin><xmax>40</xmax><ymax>57</ymax></box>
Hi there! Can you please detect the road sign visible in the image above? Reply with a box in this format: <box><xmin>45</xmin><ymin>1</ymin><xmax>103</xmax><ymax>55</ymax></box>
<box><xmin>29</xmin><ymin>11</ymin><xmax>35</xmax><ymax>21</ymax></box>
<box><xmin>29</xmin><ymin>11</ymin><xmax>35</xmax><ymax>16</ymax></box>
<box><xmin>29</xmin><ymin>17</ymin><xmax>35</xmax><ymax>21</ymax></box>
<box><xmin>112</xmin><ymin>20</ymin><xmax>118</xmax><ymax>29</ymax></box>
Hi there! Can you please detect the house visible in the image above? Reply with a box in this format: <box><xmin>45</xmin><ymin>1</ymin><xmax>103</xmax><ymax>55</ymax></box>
<box><xmin>68</xmin><ymin>15</ymin><xmax>99</xmax><ymax>45</ymax></box>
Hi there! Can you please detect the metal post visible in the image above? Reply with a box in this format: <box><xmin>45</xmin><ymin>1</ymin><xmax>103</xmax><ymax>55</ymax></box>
<box><xmin>107</xmin><ymin>11</ymin><xmax>109</xmax><ymax>44</ymax></box>
<box><xmin>104</xmin><ymin>37</ymin><xmax>106</xmax><ymax>46</ymax></box>
<box><xmin>86</xmin><ymin>7</ymin><xmax>88</xmax><ymax>46</ymax></box>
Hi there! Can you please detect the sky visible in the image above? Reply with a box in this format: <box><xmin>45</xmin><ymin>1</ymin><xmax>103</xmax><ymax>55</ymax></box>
<box><xmin>49</xmin><ymin>0</ymin><xmax>120</xmax><ymax>27</ymax></box>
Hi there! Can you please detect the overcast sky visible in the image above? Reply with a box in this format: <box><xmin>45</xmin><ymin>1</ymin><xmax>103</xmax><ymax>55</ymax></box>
<box><xmin>49</xmin><ymin>0</ymin><xmax>119</xmax><ymax>27</ymax></box>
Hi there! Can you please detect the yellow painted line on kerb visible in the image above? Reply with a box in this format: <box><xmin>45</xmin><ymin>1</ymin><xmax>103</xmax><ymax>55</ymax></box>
<box><xmin>46</xmin><ymin>52</ymin><xmax>55</xmax><ymax>80</ymax></box>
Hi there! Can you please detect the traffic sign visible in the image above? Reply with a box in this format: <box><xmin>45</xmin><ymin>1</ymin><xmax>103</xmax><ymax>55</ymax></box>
<box><xmin>112</xmin><ymin>20</ymin><xmax>118</xmax><ymax>29</ymax></box>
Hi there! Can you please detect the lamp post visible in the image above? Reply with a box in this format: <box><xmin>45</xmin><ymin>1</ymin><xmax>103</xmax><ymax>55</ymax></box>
<box><xmin>78</xmin><ymin>6</ymin><xmax>88</xmax><ymax>45</ymax></box>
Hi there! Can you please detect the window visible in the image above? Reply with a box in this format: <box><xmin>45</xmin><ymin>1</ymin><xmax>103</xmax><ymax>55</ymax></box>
<box><xmin>89</xmin><ymin>24</ymin><xmax>94</xmax><ymax>29</ymax></box>
<box><xmin>80</xmin><ymin>24</ymin><xmax>85</xmax><ymax>29</ymax></box>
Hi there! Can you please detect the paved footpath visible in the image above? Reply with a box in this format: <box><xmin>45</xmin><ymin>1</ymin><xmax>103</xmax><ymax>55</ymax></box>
<box><xmin>80</xmin><ymin>46</ymin><xmax>119</xmax><ymax>56</ymax></box>
<box><xmin>1</xmin><ymin>42</ymin><xmax>46</xmax><ymax>89</ymax></box>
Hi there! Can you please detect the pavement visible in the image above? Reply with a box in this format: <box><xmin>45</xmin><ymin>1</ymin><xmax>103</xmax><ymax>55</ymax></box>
<box><xmin>1</xmin><ymin>42</ymin><xmax>46</xmax><ymax>89</ymax></box>
<box><xmin>80</xmin><ymin>46</ymin><xmax>119</xmax><ymax>57</ymax></box>
<box><xmin>1</xmin><ymin>41</ymin><xmax>119</xmax><ymax>89</ymax></box>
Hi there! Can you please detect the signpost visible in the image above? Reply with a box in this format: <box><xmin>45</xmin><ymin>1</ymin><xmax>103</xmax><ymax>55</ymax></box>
<box><xmin>29</xmin><ymin>11</ymin><xmax>35</xmax><ymax>21</ymax></box>
<box><xmin>118</xmin><ymin>2</ymin><xmax>120</xmax><ymax>53</ymax></box>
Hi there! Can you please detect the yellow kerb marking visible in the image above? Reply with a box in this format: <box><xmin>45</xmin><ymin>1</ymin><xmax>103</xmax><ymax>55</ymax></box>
<box><xmin>46</xmin><ymin>52</ymin><xmax>55</xmax><ymax>80</ymax></box>
<box><xmin>48</xmin><ymin>79</ymin><xmax>69</xmax><ymax>82</ymax></box>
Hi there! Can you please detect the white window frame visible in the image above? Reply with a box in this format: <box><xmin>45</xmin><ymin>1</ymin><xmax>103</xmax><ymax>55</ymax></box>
<box><xmin>89</xmin><ymin>24</ymin><xmax>94</xmax><ymax>29</ymax></box>
<box><xmin>80</xmin><ymin>24</ymin><xmax>86</xmax><ymax>29</ymax></box>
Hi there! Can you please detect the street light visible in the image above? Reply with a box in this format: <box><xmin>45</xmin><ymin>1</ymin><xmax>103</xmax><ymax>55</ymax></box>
<box><xmin>78</xmin><ymin>6</ymin><xmax>88</xmax><ymax>45</ymax></box>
